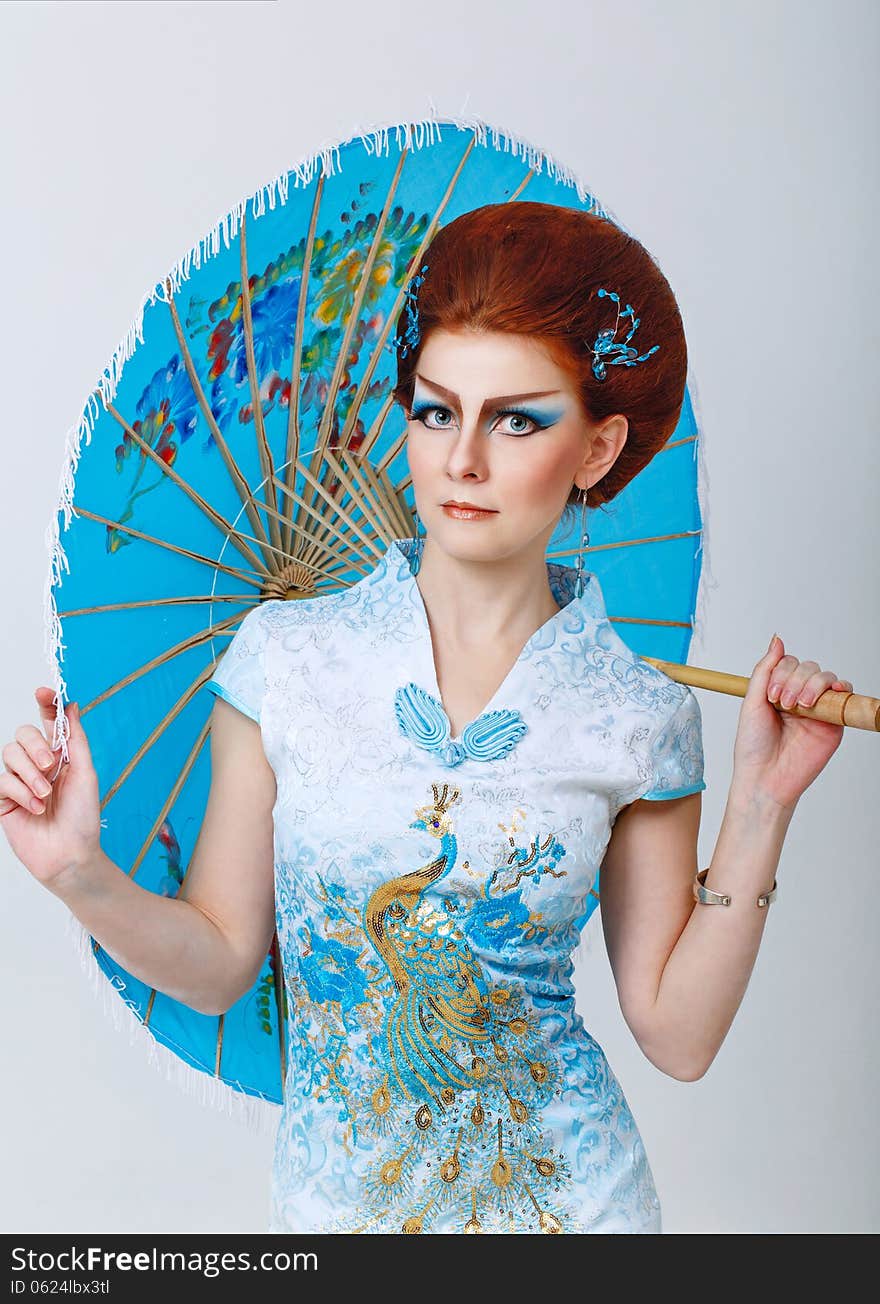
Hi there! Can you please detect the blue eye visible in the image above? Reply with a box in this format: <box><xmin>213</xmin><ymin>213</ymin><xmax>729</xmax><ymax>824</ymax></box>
<box><xmin>496</xmin><ymin>409</ymin><xmax>542</xmax><ymax>436</ymax></box>
<box><xmin>410</xmin><ymin>403</ymin><xmax>454</xmax><ymax>428</ymax></box>
<box><xmin>408</xmin><ymin>404</ymin><xmax>547</xmax><ymax>437</ymax></box>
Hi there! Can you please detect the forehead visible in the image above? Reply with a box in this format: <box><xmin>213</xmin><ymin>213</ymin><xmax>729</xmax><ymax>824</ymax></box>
<box><xmin>414</xmin><ymin>329</ymin><xmax>571</xmax><ymax>400</ymax></box>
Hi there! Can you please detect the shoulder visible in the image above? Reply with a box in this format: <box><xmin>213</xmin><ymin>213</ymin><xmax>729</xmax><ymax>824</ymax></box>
<box><xmin>637</xmin><ymin>679</ymin><xmax>705</xmax><ymax>802</ymax></box>
<box><xmin>257</xmin><ymin>572</ymin><xmax>382</xmax><ymax>654</ymax></box>
<box><xmin>565</xmin><ymin>570</ymin><xmax>692</xmax><ymax>717</ymax></box>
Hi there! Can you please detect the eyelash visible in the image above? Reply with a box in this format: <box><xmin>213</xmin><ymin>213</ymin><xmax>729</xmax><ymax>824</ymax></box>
<box><xmin>409</xmin><ymin>403</ymin><xmax>546</xmax><ymax>437</ymax></box>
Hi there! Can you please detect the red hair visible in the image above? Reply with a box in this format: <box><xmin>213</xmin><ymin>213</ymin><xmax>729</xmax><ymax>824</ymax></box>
<box><xmin>392</xmin><ymin>201</ymin><xmax>687</xmax><ymax>514</ymax></box>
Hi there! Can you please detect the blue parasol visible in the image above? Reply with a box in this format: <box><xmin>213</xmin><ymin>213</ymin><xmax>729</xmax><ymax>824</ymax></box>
<box><xmin>44</xmin><ymin>111</ymin><xmax>713</xmax><ymax>1130</ymax></box>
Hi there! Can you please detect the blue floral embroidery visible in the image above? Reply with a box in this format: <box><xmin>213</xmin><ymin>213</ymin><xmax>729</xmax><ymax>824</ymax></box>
<box><xmin>299</xmin><ymin>932</ymin><xmax>370</xmax><ymax>1012</ymax></box>
<box><xmin>465</xmin><ymin>888</ymin><xmax>533</xmax><ymax>950</ymax></box>
<box><xmin>393</xmin><ymin>680</ymin><xmax>527</xmax><ymax>767</ymax></box>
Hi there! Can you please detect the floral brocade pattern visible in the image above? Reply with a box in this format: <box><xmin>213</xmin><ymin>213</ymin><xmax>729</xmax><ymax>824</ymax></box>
<box><xmin>205</xmin><ymin>537</ymin><xmax>706</xmax><ymax>1234</ymax></box>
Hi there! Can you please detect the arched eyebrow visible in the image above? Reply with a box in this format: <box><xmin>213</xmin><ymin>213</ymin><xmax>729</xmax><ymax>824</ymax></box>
<box><xmin>413</xmin><ymin>373</ymin><xmax>563</xmax><ymax>414</ymax></box>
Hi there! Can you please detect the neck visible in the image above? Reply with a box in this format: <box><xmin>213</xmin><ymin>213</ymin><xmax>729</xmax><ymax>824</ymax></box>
<box><xmin>412</xmin><ymin>533</ymin><xmax>561</xmax><ymax>649</ymax></box>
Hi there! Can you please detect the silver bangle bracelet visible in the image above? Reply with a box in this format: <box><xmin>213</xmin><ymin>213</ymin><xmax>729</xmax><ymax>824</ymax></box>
<box><xmin>693</xmin><ymin>867</ymin><xmax>778</xmax><ymax>909</ymax></box>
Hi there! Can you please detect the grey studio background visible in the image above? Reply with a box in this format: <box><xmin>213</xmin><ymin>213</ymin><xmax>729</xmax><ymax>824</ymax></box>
<box><xmin>1</xmin><ymin>0</ymin><xmax>877</xmax><ymax>1235</ymax></box>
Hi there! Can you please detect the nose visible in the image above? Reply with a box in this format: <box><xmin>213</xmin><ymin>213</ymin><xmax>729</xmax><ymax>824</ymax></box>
<box><xmin>443</xmin><ymin>416</ymin><xmax>490</xmax><ymax>481</ymax></box>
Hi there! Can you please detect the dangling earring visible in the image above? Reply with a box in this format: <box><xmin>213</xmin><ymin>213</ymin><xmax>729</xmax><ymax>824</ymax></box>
<box><xmin>574</xmin><ymin>484</ymin><xmax>590</xmax><ymax>599</ymax></box>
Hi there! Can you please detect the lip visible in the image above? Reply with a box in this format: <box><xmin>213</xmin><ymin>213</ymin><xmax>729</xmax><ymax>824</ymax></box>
<box><xmin>441</xmin><ymin>502</ymin><xmax>498</xmax><ymax>520</ymax></box>
<box><xmin>441</xmin><ymin>501</ymin><xmax>497</xmax><ymax>511</ymax></box>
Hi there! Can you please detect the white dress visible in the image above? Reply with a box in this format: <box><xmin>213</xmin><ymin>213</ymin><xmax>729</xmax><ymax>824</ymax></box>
<box><xmin>206</xmin><ymin>535</ymin><xmax>706</xmax><ymax>1234</ymax></box>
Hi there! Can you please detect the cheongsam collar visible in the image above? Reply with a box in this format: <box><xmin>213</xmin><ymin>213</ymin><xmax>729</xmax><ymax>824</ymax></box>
<box><xmin>391</xmin><ymin>534</ymin><xmax>589</xmax><ymax>609</ymax></box>
<box><xmin>381</xmin><ymin>535</ymin><xmax>594</xmax><ymax>768</ymax></box>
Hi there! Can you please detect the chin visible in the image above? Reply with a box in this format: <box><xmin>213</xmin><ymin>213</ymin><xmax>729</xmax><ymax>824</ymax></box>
<box><xmin>429</xmin><ymin>514</ymin><xmax>494</xmax><ymax>544</ymax></box>
<box><xmin>429</xmin><ymin>515</ymin><xmax>532</xmax><ymax>564</ymax></box>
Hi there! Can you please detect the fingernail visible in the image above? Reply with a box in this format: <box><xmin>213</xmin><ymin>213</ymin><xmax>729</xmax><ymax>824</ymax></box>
<box><xmin>781</xmin><ymin>691</ymin><xmax>796</xmax><ymax>708</ymax></box>
<box><xmin>768</xmin><ymin>682</ymin><xmax>780</xmax><ymax>702</ymax></box>
<box><xmin>768</xmin><ymin>633</ymin><xmax>778</xmax><ymax>652</ymax></box>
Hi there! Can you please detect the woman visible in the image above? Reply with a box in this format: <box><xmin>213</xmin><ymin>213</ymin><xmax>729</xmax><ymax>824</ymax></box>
<box><xmin>1</xmin><ymin>203</ymin><xmax>851</xmax><ymax>1234</ymax></box>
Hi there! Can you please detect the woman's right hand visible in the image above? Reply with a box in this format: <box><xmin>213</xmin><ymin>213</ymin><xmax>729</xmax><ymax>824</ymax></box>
<box><xmin>0</xmin><ymin>687</ymin><xmax>102</xmax><ymax>890</ymax></box>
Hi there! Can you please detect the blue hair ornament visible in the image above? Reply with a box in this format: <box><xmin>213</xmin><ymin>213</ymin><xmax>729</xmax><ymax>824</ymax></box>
<box><xmin>390</xmin><ymin>263</ymin><xmax>429</xmax><ymax>358</ymax></box>
<box><xmin>589</xmin><ymin>287</ymin><xmax>660</xmax><ymax>381</ymax></box>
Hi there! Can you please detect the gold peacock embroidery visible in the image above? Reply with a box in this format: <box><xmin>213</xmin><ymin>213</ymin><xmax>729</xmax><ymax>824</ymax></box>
<box><xmin>325</xmin><ymin>782</ymin><xmax>582</xmax><ymax>1234</ymax></box>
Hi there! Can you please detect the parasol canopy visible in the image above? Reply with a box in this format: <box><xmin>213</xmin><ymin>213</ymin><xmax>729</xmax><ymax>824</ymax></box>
<box><xmin>44</xmin><ymin>112</ymin><xmax>711</xmax><ymax>1126</ymax></box>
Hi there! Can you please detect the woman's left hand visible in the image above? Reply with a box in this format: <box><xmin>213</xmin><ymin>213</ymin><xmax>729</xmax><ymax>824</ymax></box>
<box><xmin>731</xmin><ymin>634</ymin><xmax>852</xmax><ymax>812</ymax></box>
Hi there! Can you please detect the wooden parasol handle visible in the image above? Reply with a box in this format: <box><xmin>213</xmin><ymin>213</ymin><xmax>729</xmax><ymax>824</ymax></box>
<box><xmin>639</xmin><ymin>656</ymin><xmax>880</xmax><ymax>732</ymax></box>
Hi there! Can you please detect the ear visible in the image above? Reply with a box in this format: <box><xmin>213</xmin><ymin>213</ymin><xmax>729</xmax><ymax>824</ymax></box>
<box><xmin>576</xmin><ymin>414</ymin><xmax>628</xmax><ymax>489</ymax></box>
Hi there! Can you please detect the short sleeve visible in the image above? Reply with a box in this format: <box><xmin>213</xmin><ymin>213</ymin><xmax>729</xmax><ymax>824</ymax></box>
<box><xmin>640</xmin><ymin>686</ymin><xmax>707</xmax><ymax>801</ymax></box>
<box><xmin>205</xmin><ymin>603</ymin><xmax>271</xmax><ymax>724</ymax></box>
